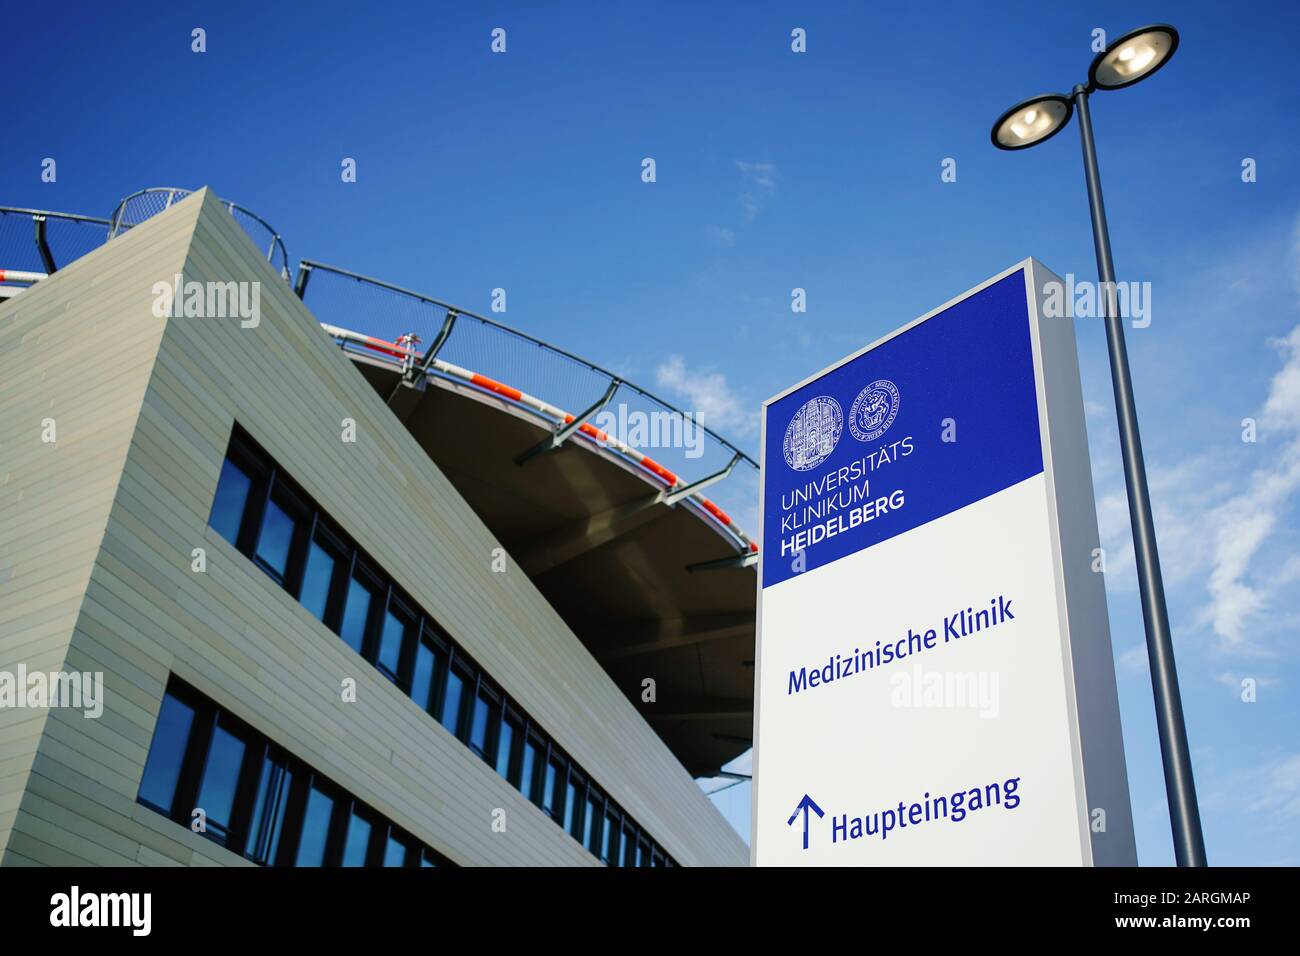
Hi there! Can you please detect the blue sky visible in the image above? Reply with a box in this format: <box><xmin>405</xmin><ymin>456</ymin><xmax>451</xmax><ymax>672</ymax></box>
<box><xmin>6</xmin><ymin>1</ymin><xmax>1299</xmax><ymax>866</ymax></box>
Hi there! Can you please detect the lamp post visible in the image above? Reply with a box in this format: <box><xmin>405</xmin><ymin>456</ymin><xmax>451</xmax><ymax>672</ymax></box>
<box><xmin>990</xmin><ymin>24</ymin><xmax>1207</xmax><ymax>868</ymax></box>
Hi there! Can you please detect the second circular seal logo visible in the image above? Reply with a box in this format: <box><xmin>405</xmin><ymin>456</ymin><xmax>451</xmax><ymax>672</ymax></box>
<box><xmin>849</xmin><ymin>379</ymin><xmax>900</xmax><ymax>443</ymax></box>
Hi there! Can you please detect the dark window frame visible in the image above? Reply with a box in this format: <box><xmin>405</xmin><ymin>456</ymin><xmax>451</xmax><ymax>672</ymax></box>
<box><xmin>380</xmin><ymin>825</ymin><xmax>418</xmax><ymax>867</ymax></box>
<box><xmin>496</xmin><ymin>703</ymin><xmax>522</xmax><ymax>783</ymax></box>
<box><xmin>466</xmin><ymin>677</ymin><xmax>501</xmax><ymax>762</ymax></box>
<box><xmin>621</xmin><ymin>820</ymin><xmax>638</xmax><ymax>868</ymax></box>
<box><xmin>409</xmin><ymin>622</ymin><xmax>445</xmax><ymax>716</ymax></box>
<box><xmin>292</xmin><ymin>775</ymin><xmax>346</xmax><ymax>867</ymax></box>
<box><xmin>373</xmin><ymin>588</ymin><xmax>418</xmax><ymax>689</ymax></box>
<box><xmin>584</xmin><ymin>785</ymin><xmax>605</xmax><ymax>854</ymax></box>
<box><xmin>437</xmin><ymin>649</ymin><xmax>474</xmax><ymax>741</ymax></box>
<box><xmin>297</xmin><ymin>519</ymin><xmax>350</xmax><ymax>629</ymax></box>
<box><xmin>518</xmin><ymin>725</ymin><xmax>547</xmax><ymax>805</ymax></box>
<box><xmin>340</xmin><ymin>799</ymin><xmax>382</xmax><ymax>867</ymax></box>
<box><xmin>337</xmin><ymin>555</ymin><xmax>383</xmax><ymax>657</ymax></box>
<box><xmin>244</xmin><ymin>744</ymin><xmax>297</xmax><ymax>866</ymax></box>
<box><xmin>211</xmin><ymin>436</ymin><xmax>271</xmax><ymax>555</ymax></box>
<box><xmin>252</xmin><ymin>478</ymin><xmax>310</xmax><ymax>588</ymax></box>
<box><xmin>563</xmin><ymin>766</ymin><xmax>585</xmax><ymax>839</ymax></box>
<box><xmin>541</xmin><ymin>747</ymin><xmax>567</xmax><ymax>823</ymax></box>
<box><xmin>193</xmin><ymin>712</ymin><xmax>262</xmax><ymax>849</ymax></box>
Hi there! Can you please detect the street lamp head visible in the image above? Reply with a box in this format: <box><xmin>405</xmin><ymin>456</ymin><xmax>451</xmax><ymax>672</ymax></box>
<box><xmin>1089</xmin><ymin>24</ymin><xmax>1179</xmax><ymax>91</ymax></box>
<box><xmin>990</xmin><ymin>94</ymin><xmax>1073</xmax><ymax>150</ymax></box>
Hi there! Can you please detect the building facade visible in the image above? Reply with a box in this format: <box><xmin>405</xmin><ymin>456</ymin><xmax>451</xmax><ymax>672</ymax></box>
<box><xmin>0</xmin><ymin>190</ymin><xmax>749</xmax><ymax>866</ymax></box>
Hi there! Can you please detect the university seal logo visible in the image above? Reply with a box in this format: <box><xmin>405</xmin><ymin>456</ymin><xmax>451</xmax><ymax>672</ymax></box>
<box><xmin>849</xmin><ymin>379</ymin><xmax>900</xmax><ymax>442</ymax></box>
<box><xmin>783</xmin><ymin>396</ymin><xmax>842</xmax><ymax>471</ymax></box>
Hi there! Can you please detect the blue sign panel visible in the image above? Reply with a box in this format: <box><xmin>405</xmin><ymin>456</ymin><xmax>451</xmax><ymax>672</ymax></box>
<box><xmin>761</xmin><ymin>270</ymin><xmax>1044</xmax><ymax>588</ymax></box>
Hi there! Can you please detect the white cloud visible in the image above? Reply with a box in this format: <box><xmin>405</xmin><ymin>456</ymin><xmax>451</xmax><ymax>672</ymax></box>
<box><xmin>707</xmin><ymin>225</ymin><xmax>736</xmax><ymax>248</ymax></box>
<box><xmin>1116</xmin><ymin>641</ymin><xmax>1149</xmax><ymax>676</ymax></box>
<box><xmin>655</xmin><ymin>354</ymin><xmax>753</xmax><ymax>435</ymax></box>
<box><xmin>1241</xmin><ymin>753</ymin><xmax>1300</xmax><ymax>819</ymax></box>
<box><xmin>734</xmin><ymin>160</ymin><xmax>777</xmax><ymax>192</ymax></box>
<box><xmin>1095</xmin><ymin>212</ymin><xmax>1300</xmax><ymax>654</ymax></box>
<box><xmin>1095</xmin><ymin>452</ymin><xmax>1222</xmax><ymax>593</ymax></box>
<box><xmin>1197</xmin><ymin>749</ymin><xmax>1300</xmax><ymax>863</ymax></box>
<box><xmin>1213</xmin><ymin>671</ymin><xmax>1279</xmax><ymax>693</ymax></box>
<box><xmin>1200</xmin><ymin>322</ymin><xmax>1300</xmax><ymax>650</ymax></box>
<box><xmin>734</xmin><ymin>160</ymin><xmax>778</xmax><ymax>222</ymax></box>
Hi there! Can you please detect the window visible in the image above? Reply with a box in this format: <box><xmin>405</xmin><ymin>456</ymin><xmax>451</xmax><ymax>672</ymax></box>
<box><xmin>299</xmin><ymin>534</ymin><xmax>342</xmax><ymax>624</ymax></box>
<box><xmin>383</xmin><ymin>832</ymin><xmax>411</xmax><ymax>867</ymax></box>
<box><xmin>254</xmin><ymin>490</ymin><xmax>301</xmax><ymax>582</ymax></box>
<box><xmin>341</xmin><ymin>807</ymin><xmax>374</xmax><ymax>867</ymax></box>
<box><xmin>519</xmin><ymin>732</ymin><xmax>541</xmax><ymax>803</ymax></box>
<box><xmin>564</xmin><ymin>773</ymin><xmax>581</xmax><ymax>838</ymax></box>
<box><xmin>196</xmin><ymin>721</ymin><xmax>251</xmax><ymax>844</ymax></box>
<box><xmin>410</xmin><ymin>638</ymin><xmax>438</xmax><ymax>714</ymax></box>
<box><xmin>601</xmin><ymin>807</ymin><xmax>620</xmax><ymax>865</ymax></box>
<box><xmin>138</xmin><ymin>692</ymin><xmax>196</xmax><ymax>814</ymax></box>
<box><xmin>469</xmin><ymin>686</ymin><xmax>500</xmax><ymax>760</ymax></box>
<box><xmin>340</xmin><ymin>571</ymin><xmax>377</xmax><ymax>655</ymax></box>
<box><xmin>495</xmin><ymin>710</ymin><xmax>518</xmax><ymax>781</ymax></box>
<box><xmin>376</xmin><ymin>598</ymin><xmax>415</xmax><ymax>686</ymax></box>
<box><xmin>542</xmin><ymin>755</ymin><xmax>565</xmax><ymax>820</ymax></box>
<box><xmin>246</xmin><ymin>752</ymin><xmax>296</xmax><ymax>866</ymax></box>
<box><xmin>205</xmin><ymin>425</ymin><xmax>677</xmax><ymax>867</ymax></box>
<box><xmin>210</xmin><ymin>457</ymin><xmax>254</xmax><ymax>547</ymax></box>
<box><xmin>621</xmin><ymin>823</ymin><xmax>637</xmax><ymax>868</ymax></box>
<box><xmin>295</xmin><ymin>784</ymin><xmax>336</xmax><ymax>867</ymax></box>
<box><xmin>440</xmin><ymin>661</ymin><xmax>468</xmax><ymax>738</ymax></box>
<box><xmin>138</xmin><ymin>677</ymin><xmax>450</xmax><ymax>868</ymax></box>
<box><xmin>584</xmin><ymin>790</ymin><xmax>602</xmax><ymax>852</ymax></box>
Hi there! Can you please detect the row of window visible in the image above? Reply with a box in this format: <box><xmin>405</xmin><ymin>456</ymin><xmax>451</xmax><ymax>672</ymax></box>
<box><xmin>139</xmin><ymin>677</ymin><xmax>450</xmax><ymax>866</ymax></box>
<box><xmin>206</xmin><ymin>425</ymin><xmax>676</xmax><ymax>867</ymax></box>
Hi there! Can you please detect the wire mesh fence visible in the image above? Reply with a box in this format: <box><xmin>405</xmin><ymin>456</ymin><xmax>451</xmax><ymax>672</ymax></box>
<box><xmin>0</xmin><ymin>207</ymin><xmax>111</xmax><ymax>275</ymax></box>
<box><xmin>108</xmin><ymin>188</ymin><xmax>289</xmax><ymax>277</ymax></box>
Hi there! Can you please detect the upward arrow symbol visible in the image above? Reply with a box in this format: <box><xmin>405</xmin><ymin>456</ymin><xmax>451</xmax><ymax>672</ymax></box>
<box><xmin>787</xmin><ymin>793</ymin><xmax>825</xmax><ymax>850</ymax></box>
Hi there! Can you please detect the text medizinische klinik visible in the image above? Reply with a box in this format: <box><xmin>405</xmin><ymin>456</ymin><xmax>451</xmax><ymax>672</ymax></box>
<box><xmin>778</xmin><ymin>437</ymin><xmax>912</xmax><ymax>558</ymax></box>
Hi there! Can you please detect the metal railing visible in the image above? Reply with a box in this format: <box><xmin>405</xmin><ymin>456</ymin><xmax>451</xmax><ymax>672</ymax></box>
<box><xmin>108</xmin><ymin>188</ymin><xmax>289</xmax><ymax>278</ymax></box>
<box><xmin>0</xmin><ymin>206</ymin><xmax>111</xmax><ymax>276</ymax></box>
<box><xmin>297</xmin><ymin>260</ymin><xmax>760</xmax><ymax>552</ymax></box>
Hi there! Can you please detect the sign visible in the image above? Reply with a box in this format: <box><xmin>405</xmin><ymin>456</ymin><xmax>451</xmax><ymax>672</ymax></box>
<box><xmin>752</xmin><ymin>261</ymin><xmax>1136</xmax><ymax>865</ymax></box>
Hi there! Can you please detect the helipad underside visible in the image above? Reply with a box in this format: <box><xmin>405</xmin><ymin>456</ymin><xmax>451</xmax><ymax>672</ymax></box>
<box><xmin>352</xmin><ymin>360</ymin><xmax>756</xmax><ymax>777</ymax></box>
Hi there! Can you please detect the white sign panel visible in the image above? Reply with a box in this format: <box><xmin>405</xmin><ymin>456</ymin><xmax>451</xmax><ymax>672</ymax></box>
<box><xmin>752</xmin><ymin>260</ymin><xmax>1136</xmax><ymax>866</ymax></box>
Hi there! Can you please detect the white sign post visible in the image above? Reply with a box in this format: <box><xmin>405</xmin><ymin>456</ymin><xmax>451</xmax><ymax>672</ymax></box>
<box><xmin>752</xmin><ymin>260</ymin><xmax>1136</xmax><ymax>866</ymax></box>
